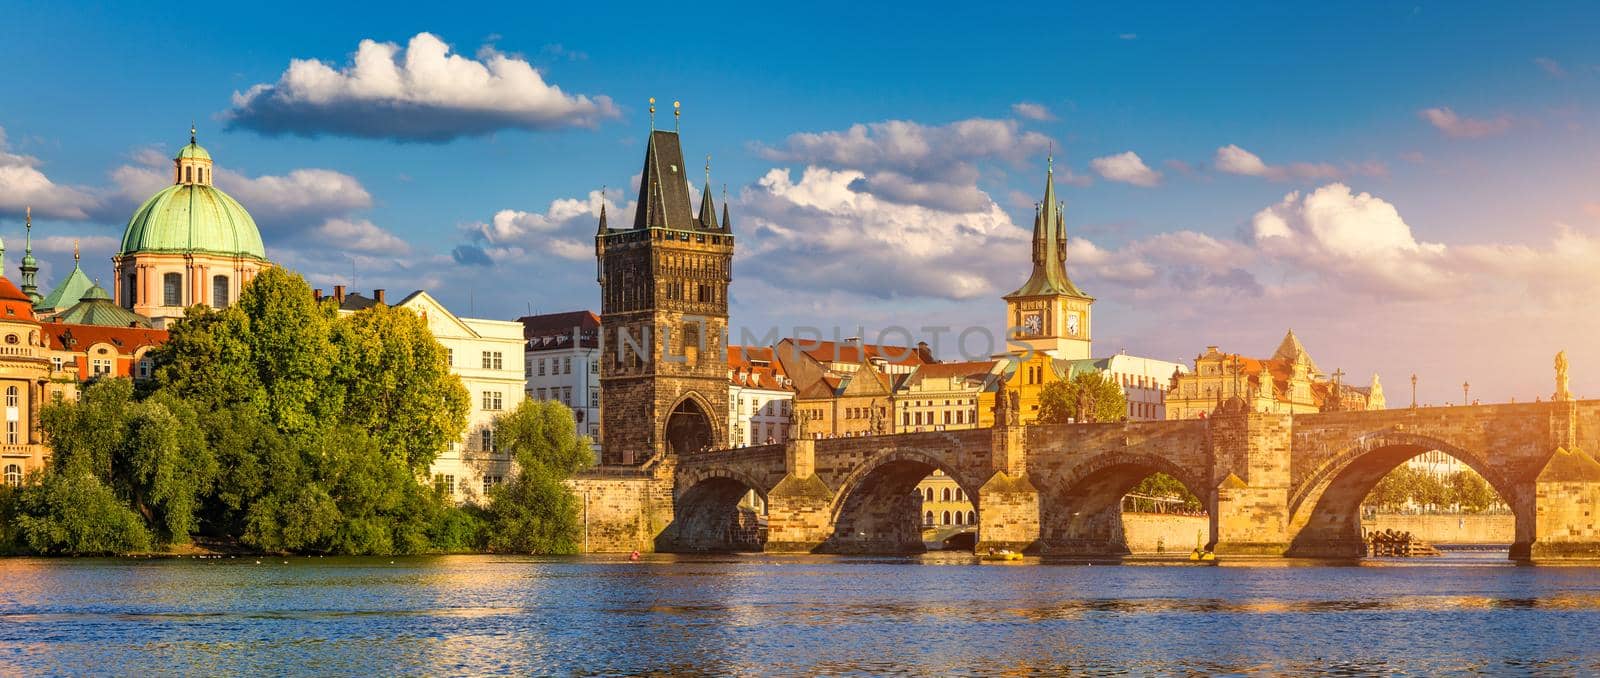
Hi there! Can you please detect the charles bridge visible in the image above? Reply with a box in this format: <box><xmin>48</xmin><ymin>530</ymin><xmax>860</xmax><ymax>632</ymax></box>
<box><xmin>571</xmin><ymin>397</ymin><xmax>1600</xmax><ymax>561</ymax></box>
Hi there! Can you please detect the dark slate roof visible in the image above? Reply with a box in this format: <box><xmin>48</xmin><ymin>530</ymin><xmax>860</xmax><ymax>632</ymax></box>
<box><xmin>338</xmin><ymin>293</ymin><xmax>384</xmax><ymax>312</ymax></box>
<box><xmin>519</xmin><ymin>310</ymin><xmax>600</xmax><ymax>349</ymax></box>
<box><xmin>633</xmin><ymin>131</ymin><xmax>698</xmax><ymax>231</ymax></box>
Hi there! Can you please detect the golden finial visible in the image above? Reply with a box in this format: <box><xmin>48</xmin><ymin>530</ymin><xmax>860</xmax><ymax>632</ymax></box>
<box><xmin>1047</xmin><ymin>142</ymin><xmax>1054</xmax><ymax>173</ymax></box>
<box><xmin>673</xmin><ymin>100</ymin><xmax>681</xmax><ymax>132</ymax></box>
<box><xmin>73</xmin><ymin>239</ymin><xmax>80</xmax><ymax>262</ymax></box>
<box><xmin>24</xmin><ymin>206</ymin><xmax>29</xmax><ymax>229</ymax></box>
<box><xmin>648</xmin><ymin>97</ymin><xmax>656</xmax><ymax>129</ymax></box>
<box><xmin>190</xmin><ymin>122</ymin><xmax>197</xmax><ymax>144</ymax></box>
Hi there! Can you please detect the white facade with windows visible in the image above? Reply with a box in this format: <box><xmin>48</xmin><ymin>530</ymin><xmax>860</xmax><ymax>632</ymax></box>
<box><xmin>386</xmin><ymin>291</ymin><xmax>525</xmax><ymax>504</ymax></box>
<box><xmin>521</xmin><ymin>312</ymin><xmax>603</xmax><ymax>463</ymax></box>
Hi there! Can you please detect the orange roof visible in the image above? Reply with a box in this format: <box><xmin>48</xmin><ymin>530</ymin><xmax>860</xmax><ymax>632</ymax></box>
<box><xmin>43</xmin><ymin>321</ymin><xmax>168</xmax><ymax>354</ymax></box>
<box><xmin>0</xmin><ymin>276</ymin><xmax>37</xmax><ymax>322</ymax></box>
<box><xmin>729</xmin><ymin>345</ymin><xmax>791</xmax><ymax>391</ymax></box>
<box><xmin>794</xmin><ymin>339</ymin><xmax>931</xmax><ymax>367</ymax></box>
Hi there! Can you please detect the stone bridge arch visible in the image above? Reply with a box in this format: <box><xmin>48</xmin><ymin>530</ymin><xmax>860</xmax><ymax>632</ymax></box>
<box><xmin>658</xmin><ymin>455</ymin><xmax>782</xmax><ymax>552</ymax></box>
<box><xmin>1286</xmin><ymin>430</ymin><xmax>1531</xmax><ymax>557</ymax></box>
<box><xmin>663</xmin><ymin>391</ymin><xmax>721</xmax><ymax>457</ymax></box>
<box><xmin>820</xmin><ymin>446</ymin><xmax>986</xmax><ymax>554</ymax></box>
<box><xmin>1042</xmin><ymin>451</ymin><xmax>1213</xmax><ymax>556</ymax></box>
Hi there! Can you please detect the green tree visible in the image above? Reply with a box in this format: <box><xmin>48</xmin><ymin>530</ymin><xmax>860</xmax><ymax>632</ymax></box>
<box><xmin>1449</xmin><ymin>470</ymin><xmax>1496</xmax><ymax>513</ymax></box>
<box><xmin>1129</xmin><ymin>472</ymin><xmax>1203</xmax><ymax>512</ymax></box>
<box><xmin>334</xmin><ymin>303</ymin><xmax>469</xmax><ymax>471</ymax></box>
<box><xmin>1038</xmin><ymin>371</ymin><xmax>1128</xmax><ymax>424</ymax></box>
<box><xmin>12</xmin><ymin>471</ymin><xmax>151</xmax><ymax>554</ymax></box>
<box><xmin>485</xmin><ymin>399</ymin><xmax>593</xmax><ymax>554</ymax></box>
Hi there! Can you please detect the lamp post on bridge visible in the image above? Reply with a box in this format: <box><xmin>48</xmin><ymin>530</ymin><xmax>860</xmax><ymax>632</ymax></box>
<box><xmin>1462</xmin><ymin>381</ymin><xmax>1470</xmax><ymax>407</ymax></box>
<box><xmin>1410</xmin><ymin>373</ymin><xmax>1418</xmax><ymax>409</ymax></box>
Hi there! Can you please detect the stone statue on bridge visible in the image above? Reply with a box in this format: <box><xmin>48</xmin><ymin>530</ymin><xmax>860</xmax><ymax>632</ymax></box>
<box><xmin>1555</xmin><ymin>350</ymin><xmax>1573</xmax><ymax>402</ymax></box>
<box><xmin>993</xmin><ymin>382</ymin><xmax>1019</xmax><ymax>427</ymax></box>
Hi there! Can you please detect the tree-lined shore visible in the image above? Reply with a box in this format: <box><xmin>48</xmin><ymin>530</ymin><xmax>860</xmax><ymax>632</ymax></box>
<box><xmin>0</xmin><ymin>268</ymin><xmax>587</xmax><ymax>556</ymax></box>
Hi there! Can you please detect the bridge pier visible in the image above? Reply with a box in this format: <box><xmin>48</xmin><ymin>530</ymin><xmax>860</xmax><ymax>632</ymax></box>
<box><xmin>1527</xmin><ymin>447</ymin><xmax>1600</xmax><ymax>561</ymax></box>
<box><xmin>976</xmin><ymin>425</ymin><xmax>1041</xmax><ymax>553</ymax></box>
<box><xmin>765</xmin><ymin>438</ymin><xmax>834</xmax><ymax>552</ymax></box>
<box><xmin>1208</xmin><ymin>403</ymin><xmax>1291</xmax><ymax>556</ymax></box>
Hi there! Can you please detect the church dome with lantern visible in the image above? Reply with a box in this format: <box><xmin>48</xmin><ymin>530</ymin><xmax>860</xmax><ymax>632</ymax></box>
<box><xmin>112</xmin><ymin>127</ymin><xmax>272</xmax><ymax>327</ymax></box>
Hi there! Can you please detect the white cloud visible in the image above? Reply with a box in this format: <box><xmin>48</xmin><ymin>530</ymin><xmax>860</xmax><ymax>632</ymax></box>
<box><xmin>0</xmin><ymin>127</ymin><xmax>98</xmax><ymax>219</ymax></box>
<box><xmin>1250</xmin><ymin>183</ymin><xmax>1454</xmax><ymax>296</ymax></box>
<box><xmin>1534</xmin><ymin>57</ymin><xmax>1567</xmax><ymax>78</ymax></box>
<box><xmin>756</xmin><ymin>117</ymin><xmax>1052</xmax><ymax>180</ymax></box>
<box><xmin>1090</xmin><ymin>151</ymin><xmax>1162</xmax><ymax>186</ymax></box>
<box><xmin>1213</xmin><ymin>144</ymin><xmax>1366</xmax><ymax>182</ymax></box>
<box><xmin>225</xmin><ymin>32</ymin><xmax>619</xmax><ymax>141</ymax></box>
<box><xmin>1010</xmin><ymin>102</ymin><xmax>1055</xmax><ymax>121</ymax></box>
<box><xmin>456</xmin><ymin>188</ymin><xmax>631</xmax><ymax>266</ymax></box>
<box><xmin>1419</xmin><ymin>107</ymin><xmax>1512</xmax><ymax>139</ymax></box>
<box><xmin>313</xmin><ymin>218</ymin><xmax>409</xmax><ymax>255</ymax></box>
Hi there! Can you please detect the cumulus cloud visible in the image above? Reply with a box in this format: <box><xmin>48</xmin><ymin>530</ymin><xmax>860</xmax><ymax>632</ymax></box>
<box><xmin>1250</xmin><ymin>183</ymin><xmax>1454</xmax><ymax>296</ymax></box>
<box><xmin>738</xmin><ymin>166</ymin><xmax>1025</xmax><ymax>300</ymax></box>
<box><xmin>1212</xmin><ymin>144</ymin><xmax>1375</xmax><ymax>182</ymax></box>
<box><xmin>458</xmin><ymin>187</ymin><xmax>631</xmax><ymax>266</ymax></box>
<box><xmin>1419</xmin><ymin>107</ymin><xmax>1512</xmax><ymax>139</ymax></box>
<box><xmin>0</xmin><ymin>127</ymin><xmax>98</xmax><ymax>219</ymax></box>
<box><xmin>312</xmin><ymin>218</ymin><xmax>409</xmax><ymax>255</ymax></box>
<box><xmin>757</xmin><ymin>118</ymin><xmax>1051</xmax><ymax>178</ymax></box>
<box><xmin>1010</xmin><ymin>102</ymin><xmax>1055</xmax><ymax>121</ymax></box>
<box><xmin>224</xmin><ymin>32</ymin><xmax>619</xmax><ymax>142</ymax></box>
<box><xmin>1090</xmin><ymin>151</ymin><xmax>1161</xmax><ymax>186</ymax></box>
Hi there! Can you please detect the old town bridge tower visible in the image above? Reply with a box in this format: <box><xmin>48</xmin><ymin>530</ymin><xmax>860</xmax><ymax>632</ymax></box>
<box><xmin>595</xmin><ymin>116</ymin><xmax>733</xmax><ymax>465</ymax></box>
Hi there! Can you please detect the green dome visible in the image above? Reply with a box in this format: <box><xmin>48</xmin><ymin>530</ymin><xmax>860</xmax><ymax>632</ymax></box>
<box><xmin>121</xmin><ymin>183</ymin><xmax>267</xmax><ymax>260</ymax></box>
<box><xmin>177</xmin><ymin>141</ymin><xmax>211</xmax><ymax>161</ymax></box>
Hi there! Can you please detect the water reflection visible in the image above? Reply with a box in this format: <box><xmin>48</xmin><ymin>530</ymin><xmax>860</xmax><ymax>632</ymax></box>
<box><xmin>0</xmin><ymin>553</ymin><xmax>1597</xmax><ymax>675</ymax></box>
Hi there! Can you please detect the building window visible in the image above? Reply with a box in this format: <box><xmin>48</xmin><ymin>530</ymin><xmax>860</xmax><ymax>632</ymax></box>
<box><xmin>563</xmin><ymin>357</ymin><xmax>572</xmax><ymax>374</ymax></box>
<box><xmin>434</xmin><ymin>474</ymin><xmax>455</xmax><ymax>494</ymax></box>
<box><xmin>480</xmin><ymin>428</ymin><xmax>496</xmax><ymax>452</ymax></box>
<box><xmin>538</xmin><ymin>358</ymin><xmax>546</xmax><ymax>376</ymax></box>
<box><xmin>942</xmin><ymin>511</ymin><xmax>952</xmax><ymax>526</ymax></box>
<box><xmin>537</xmin><ymin>388</ymin><xmax>547</xmax><ymax>400</ymax></box>
<box><xmin>5</xmin><ymin>421</ymin><xmax>16</xmax><ymax>445</ymax></box>
<box><xmin>4</xmin><ymin>386</ymin><xmax>15</xmax><ymax>408</ymax></box>
<box><xmin>212</xmin><ymin>275</ymin><xmax>230</xmax><ymax>309</ymax></box>
<box><xmin>482</xmin><ymin>351</ymin><xmax>503</xmax><ymax>370</ymax></box>
<box><xmin>162</xmin><ymin>273</ymin><xmax>182</xmax><ymax>307</ymax></box>
<box><xmin>967</xmin><ymin>511</ymin><xmax>977</xmax><ymax>525</ymax></box>
<box><xmin>589</xmin><ymin>390</ymin><xmax>599</xmax><ymax>407</ymax></box>
<box><xmin>954</xmin><ymin>511</ymin><xmax>964</xmax><ymax>526</ymax></box>
<box><xmin>483</xmin><ymin>391</ymin><xmax>503</xmax><ymax>411</ymax></box>
<box><xmin>589</xmin><ymin>359</ymin><xmax>599</xmax><ymax>374</ymax></box>
<box><xmin>483</xmin><ymin>475</ymin><xmax>504</xmax><ymax>492</ymax></box>
<box><xmin>942</xmin><ymin>487</ymin><xmax>952</xmax><ymax>502</ymax></box>
<box><xmin>445</xmin><ymin>348</ymin><xmax>452</xmax><ymax>366</ymax></box>
<box><xmin>51</xmin><ymin>357</ymin><xmax>63</xmax><ymax>372</ymax></box>
<box><xmin>925</xmin><ymin>487</ymin><xmax>934</xmax><ymax>501</ymax></box>
<box><xmin>92</xmin><ymin>359</ymin><xmax>112</xmax><ymax>376</ymax></box>
<box><xmin>562</xmin><ymin>386</ymin><xmax>572</xmax><ymax>405</ymax></box>
<box><xmin>3</xmin><ymin>464</ymin><xmax>18</xmax><ymax>486</ymax></box>
<box><xmin>955</xmin><ymin>488</ymin><xmax>964</xmax><ymax>501</ymax></box>
<box><xmin>924</xmin><ymin>511</ymin><xmax>934</xmax><ymax>526</ymax></box>
<box><xmin>137</xmin><ymin>358</ymin><xmax>153</xmax><ymax>380</ymax></box>
<box><xmin>525</xmin><ymin>362</ymin><xmax>533</xmax><ymax>378</ymax></box>
<box><xmin>125</xmin><ymin>275</ymin><xmax>137</xmax><ymax>308</ymax></box>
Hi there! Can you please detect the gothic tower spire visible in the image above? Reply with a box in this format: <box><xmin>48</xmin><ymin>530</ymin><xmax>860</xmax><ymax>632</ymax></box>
<box><xmin>697</xmin><ymin>154</ymin><xmax>717</xmax><ymax>231</ymax></box>
<box><xmin>20</xmin><ymin>206</ymin><xmax>39</xmax><ymax>300</ymax></box>
<box><xmin>1003</xmin><ymin>154</ymin><xmax>1094</xmax><ymax>359</ymax></box>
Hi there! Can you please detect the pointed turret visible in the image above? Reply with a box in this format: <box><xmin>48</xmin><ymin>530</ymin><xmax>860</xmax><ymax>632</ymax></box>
<box><xmin>1007</xmin><ymin>156</ymin><xmax>1088</xmax><ymax>298</ymax></box>
<box><xmin>596</xmin><ymin>198</ymin><xmax>609</xmax><ymax>235</ymax></box>
<box><xmin>697</xmin><ymin>181</ymin><xmax>717</xmax><ymax>232</ymax></box>
<box><xmin>721</xmin><ymin>196</ymin><xmax>732</xmax><ymax>232</ymax></box>
<box><xmin>20</xmin><ymin>206</ymin><xmax>38</xmax><ymax>302</ymax></box>
<box><xmin>1272</xmin><ymin>329</ymin><xmax>1320</xmax><ymax>375</ymax></box>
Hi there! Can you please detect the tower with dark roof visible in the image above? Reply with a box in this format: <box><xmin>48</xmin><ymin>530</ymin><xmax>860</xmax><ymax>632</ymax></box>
<box><xmin>1003</xmin><ymin>157</ymin><xmax>1094</xmax><ymax>359</ymax></box>
<box><xmin>594</xmin><ymin>110</ymin><xmax>733</xmax><ymax>465</ymax></box>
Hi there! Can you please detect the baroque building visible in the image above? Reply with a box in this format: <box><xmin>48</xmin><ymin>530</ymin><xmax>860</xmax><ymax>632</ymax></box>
<box><xmin>727</xmin><ymin>345</ymin><xmax>793</xmax><ymax>447</ymax></box>
<box><xmin>113</xmin><ymin>128</ymin><xmax>270</xmax><ymax>327</ymax></box>
<box><xmin>1164</xmin><ymin>330</ymin><xmax>1383</xmax><ymax>419</ymax></box>
<box><xmin>595</xmin><ymin>119</ymin><xmax>733</xmax><ymax>464</ymax></box>
<box><xmin>520</xmin><ymin>310</ymin><xmax>602</xmax><ymax>462</ymax></box>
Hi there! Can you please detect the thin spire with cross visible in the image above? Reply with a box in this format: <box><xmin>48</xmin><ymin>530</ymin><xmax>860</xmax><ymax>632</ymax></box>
<box><xmin>673</xmin><ymin>100</ymin><xmax>681</xmax><ymax>133</ymax></box>
<box><xmin>648</xmin><ymin>98</ymin><xmax>656</xmax><ymax>130</ymax></box>
<box><xmin>190</xmin><ymin>122</ymin><xmax>197</xmax><ymax>144</ymax></box>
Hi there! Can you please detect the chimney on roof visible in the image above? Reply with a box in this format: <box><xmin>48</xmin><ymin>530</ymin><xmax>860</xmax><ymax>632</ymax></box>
<box><xmin>374</xmin><ymin>289</ymin><xmax>386</xmax><ymax>304</ymax></box>
<box><xmin>333</xmin><ymin>285</ymin><xmax>346</xmax><ymax>302</ymax></box>
<box><xmin>916</xmin><ymin>341</ymin><xmax>933</xmax><ymax>364</ymax></box>
<box><xmin>313</xmin><ymin>288</ymin><xmax>323</xmax><ymax>302</ymax></box>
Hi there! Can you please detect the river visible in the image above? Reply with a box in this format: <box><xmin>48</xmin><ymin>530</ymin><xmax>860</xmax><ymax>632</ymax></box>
<box><xmin>0</xmin><ymin>551</ymin><xmax>1596</xmax><ymax>675</ymax></box>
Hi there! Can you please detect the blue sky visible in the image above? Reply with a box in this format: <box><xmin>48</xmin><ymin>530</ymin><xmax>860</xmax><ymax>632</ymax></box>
<box><xmin>1</xmin><ymin>2</ymin><xmax>1597</xmax><ymax>402</ymax></box>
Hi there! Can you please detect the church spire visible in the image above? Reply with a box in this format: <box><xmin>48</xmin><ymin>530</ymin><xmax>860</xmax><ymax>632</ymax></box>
<box><xmin>697</xmin><ymin>154</ymin><xmax>717</xmax><ymax>231</ymax></box>
<box><xmin>720</xmin><ymin>183</ymin><xmax>731</xmax><ymax>232</ymax></box>
<box><xmin>596</xmin><ymin>187</ymin><xmax>609</xmax><ymax>235</ymax></box>
<box><xmin>20</xmin><ymin>206</ymin><xmax>38</xmax><ymax>299</ymax></box>
<box><xmin>1006</xmin><ymin>154</ymin><xmax>1087</xmax><ymax>299</ymax></box>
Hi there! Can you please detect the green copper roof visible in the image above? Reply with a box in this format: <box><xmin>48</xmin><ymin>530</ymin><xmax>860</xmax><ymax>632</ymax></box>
<box><xmin>177</xmin><ymin>141</ymin><xmax>211</xmax><ymax>161</ymax></box>
<box><xmin>51</xmin><ymin>284</ymin><xmax>153</xmax><ymax>328</ymax></box>
<box><xmin>39</xmin><ymin>262</ymin><xmax>95</xmax><ymax>311</ymax></box>
<box><xmin>1007</xmin><ymin>163</ymin><xmax>1090</xmax><ymax>300</ymax></box>
<box><xmin>121</xmin><ymin>183</ymin><xmax>267</xmax><ymax>260</ymax></box>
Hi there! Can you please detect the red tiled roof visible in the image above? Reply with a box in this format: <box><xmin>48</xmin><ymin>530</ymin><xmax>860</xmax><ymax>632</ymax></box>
<box><xmin>42</xmin><ymin>321</ymin><xmax>168</xmax><ymax>354</ymax></box>
<box><xmin>729</xmin><ymin>345</ymin><xmax>791</xmax><ymax>391</ymax></box>
<box><xmin>793</xmin><ymin>339</ymin><xmax>931</xmax><ymax>367</ymax></box>
<box><xmin>0</xmin><ymin>276</ymin><xmax>36</xmax><ymax>322</ymax></box>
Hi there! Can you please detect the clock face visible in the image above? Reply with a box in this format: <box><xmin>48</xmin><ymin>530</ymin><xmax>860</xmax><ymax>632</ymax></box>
<box><xmin>1021</xmin><ymin>312</ymin><xmax>1043</xmax><ymax>336</ymax></box>
<box><xmin>1066</xmin><ymin>312</ymin><xmax>1080</xmax><ymax>336</ymax></box>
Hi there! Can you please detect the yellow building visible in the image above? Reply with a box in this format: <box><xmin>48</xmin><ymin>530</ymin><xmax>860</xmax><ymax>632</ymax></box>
<box><xmin>0</xmin><ymin>276</ymin><xmax>51</xmax><ymax>485</ymax></box>
<box><xmin>893</xmin><ymin>360</ymin><xmax>1003</xmax><ymax>433</ymax></box>
<box><xmin>1165</xmin><ymin>330</ymin><xmax>1384</xmax><ymax>419</ymax></box>
<box><xmin>916</xmin><ymin>469</ymin><xmax>976</xmax><ymax>532</ymax></box>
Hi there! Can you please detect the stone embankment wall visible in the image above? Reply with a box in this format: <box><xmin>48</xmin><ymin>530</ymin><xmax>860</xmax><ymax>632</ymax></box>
<box><xmin>567</xmin><ymin>467</ymin><xmax>675</xmax><ymax>553</ymax></box>
<box><xmin>1122</xmin><ymin>514</ymin><xmax>1209</xmax><ymax>554</ymax></box>
<box><xmin>1362</xmin><ymin>514</ymin><xmax>1515</xmax><ymax>544</ymax></box>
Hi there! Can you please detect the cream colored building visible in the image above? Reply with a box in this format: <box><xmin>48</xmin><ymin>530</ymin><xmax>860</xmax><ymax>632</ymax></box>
<box><xmin>1166</xmin><ymin>330</ymin><xmax>1383</xmax><ymax>419</ymax></box>
<box><xmin>894</xmin><ymin>360</ymin><xmax>1003</xmax><ymax>433</ymax></box>
<box><xmin>112</xmin><ymin>128</ymin><xmax>270</xmax><ymax>327</ymax></box>
<box><xmin>330</xmin><ymin>287</ymin><xmax>525</xmax><ymax>504</ymax></box>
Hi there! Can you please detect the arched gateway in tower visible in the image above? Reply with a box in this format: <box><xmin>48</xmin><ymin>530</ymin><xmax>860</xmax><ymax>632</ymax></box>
<box><xmin>595</xmin><ymin>116</ymin><xmax>734</xmax><ymax>465</ymax></box>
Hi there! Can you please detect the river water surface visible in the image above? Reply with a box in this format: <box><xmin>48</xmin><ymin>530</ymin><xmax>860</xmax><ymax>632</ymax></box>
<box><xmin>0</xmin><ymin>551</ymin><xmax>1596</xmax><ymax>675</ymax></box>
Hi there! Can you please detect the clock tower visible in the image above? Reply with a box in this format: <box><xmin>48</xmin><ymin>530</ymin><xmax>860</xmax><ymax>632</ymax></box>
<box><xmin>1003</xmin><ymin>157</ymin><xmax>1093</xmax><ymax>359</ymax></box>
